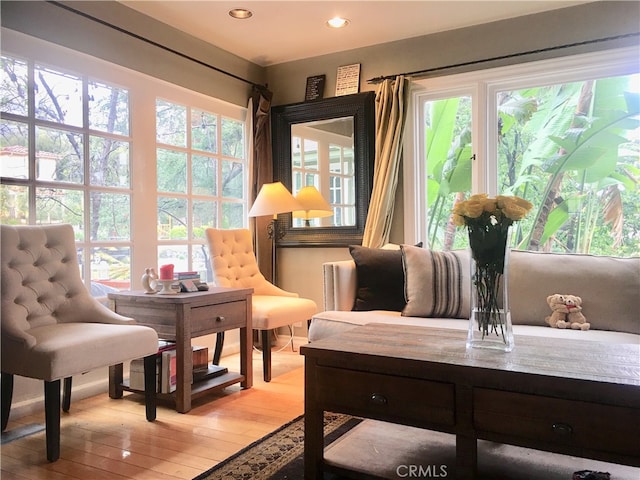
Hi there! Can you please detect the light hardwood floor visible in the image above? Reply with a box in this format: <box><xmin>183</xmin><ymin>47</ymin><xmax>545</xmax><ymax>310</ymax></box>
<box><xmin>1</xmin><ymin>342</ymin><xmax>306</xmax><ymax>480</ymax></box>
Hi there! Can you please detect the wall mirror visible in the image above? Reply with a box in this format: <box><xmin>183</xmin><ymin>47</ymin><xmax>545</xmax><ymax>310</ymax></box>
<box><xmin>272</xmin><ymin>91</ymin><xmax>375</xmax><ymax>246</ymax></box>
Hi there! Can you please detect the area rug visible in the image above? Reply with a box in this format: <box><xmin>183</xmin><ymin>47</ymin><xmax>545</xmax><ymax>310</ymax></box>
<box><xmin>194</xmin><ymin>414</ymin><xmax>640</xmax><ymax>480</ymax></box>
<box><xmin>193</xmin><ymin>412</ymin><xmax>360</xmax><ymax>480</ymax></box>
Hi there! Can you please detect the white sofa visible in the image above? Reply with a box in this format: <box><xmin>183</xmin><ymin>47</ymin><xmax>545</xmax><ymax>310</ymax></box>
<box><xmin>309</xmin><ymin>246</ymin><xmax>640</xmax><ymax>345</ymax></box>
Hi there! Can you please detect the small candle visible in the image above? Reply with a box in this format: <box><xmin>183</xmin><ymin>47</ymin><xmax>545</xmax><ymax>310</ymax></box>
<box><xmin>159</xmin><ymin>264</ymin><xmax>174</xmax><ymax>280</ymax></box>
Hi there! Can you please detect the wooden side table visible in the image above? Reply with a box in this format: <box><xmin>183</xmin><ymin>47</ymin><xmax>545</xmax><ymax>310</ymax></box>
<box><xmin>108</xmin><ymin>287</ymin><xmax>253</xmax><ymax>413</ymax></box>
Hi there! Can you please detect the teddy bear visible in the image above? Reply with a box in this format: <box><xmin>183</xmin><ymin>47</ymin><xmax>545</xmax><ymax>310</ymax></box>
<box><xmin>545</xmin><ymin>294</ymin><xmax>570</xmax><ymax>328</ymax></box>
<box><xmin>564</xmin><ymin>294</ymin><xmax>590</xmax><ymax>330</ymax></box>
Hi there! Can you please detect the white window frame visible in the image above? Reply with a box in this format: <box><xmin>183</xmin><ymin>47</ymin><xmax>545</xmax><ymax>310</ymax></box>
<box><xmin>1</xmin><ymin>29</ymin><xmax>248</xmax><ymax>286</ymax></box>
<box><xmin>404</xmin><ymin>46</ymin><xmax>640</xmax><ymax>245</ymax></box>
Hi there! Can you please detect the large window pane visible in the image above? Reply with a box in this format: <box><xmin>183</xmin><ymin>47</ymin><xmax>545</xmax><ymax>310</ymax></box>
<box><xmin>35</xmin><ymin>64</ymin><xmax>82</xmax><ymax>127</ymax></box>
<box><xmin>156</xmin><ymin>99</ymin><xmax>186</xmax><ymax>146</ymax></box>
<box><xmin>155</xmin><ymin>101</ymin><xmax>247</xmax><ymax>274</ymax></box>
<box><xmin>89</xmin><ymin>136</ymin><xmax>130</xmax><ymax>187</ymax></box>
<box><xmin>192</xmin><ymin>200</ymin><xmax>216</xmax><ymax>239</ymax></box>
<box><xmin>36</xmin><ymin>187</ymin><xmax>83</xmax><ymax>227</ymax></box>
<box><xmin>192</xmin><ymin>245</ymin><xmax>211</xmax><ymax>282</ymax></box>
<box><xmin>91</xmin><ymin>246</ymin><xmax>131</xmax><ymax>289</ymax></box>
<box><xmin>88</xmin><ymin>81</ymin><xmax>129</xmax><ymax>135</ymax></box>
<box><xmin>1</xmin><ymin>56</ymin><xmax>28</xmax><ymax>116</ymax></box>
<box><xmin>36</xmin><ymin>126</ymin><xmax>83</xmax><ymax>183</ymax></box>
<box><xmin>89</xmin><ymin>191</ymin><xmax>130</xmax><ymax>241</ymax></box>
<box><xmin>222</xmin><ymin>202</ymin><xmax>243</xmax><ymax>228</ymax></box>
<box><xmin>0</xmin><ymin>184</ymin><xmax>29</xmax><ymax>224</ymax></box>
<box><xmin>221</xmin><ymin>160</ymin><xmax>243</xmax><ymax>198</ymax></box>
<box><xmin>192</xmin><ymin>155</ymin><xmax>216</xmax><ymax>195</ymax></box>
<box><xmin>1</xmin><ymin>44</ymin><xmax>246</xmax><ymax>295</ymax></box>
<box><xmin>158</xmin><ymin>245</ymin><xmax>188</xmax><ymax>272</ymax></box>
<box><xmin>221</xmin><ymin>117</ymin><xmax>244</xmax><ymax>159</ymax></box>
<box><xmin>497</xmin><ymin>74</ymin><xmax>640</xmax><ymax>256</ymax></box>
<box><xmin>158</xmin><ymin>196</ymin><xmax>187</xmax><ymax>240</ymax></box>
<box><xmin>0</xmin><ymin>120</ymin><xmax>29</xmax><ymax>179</ymax></box>
<box><xmin>424</xmin><ymin>96</ymin><xmax>473</xmax><ymax>250</ymax></box>
<box><xmin>192</xmin><ymin>108</ymin><xmax>217</xmax><ymax>153</ymax></box>
<box><xmin>157</xmin><ymin>148</ymin><xmax>186</xmax><ymax>193</ymax></box>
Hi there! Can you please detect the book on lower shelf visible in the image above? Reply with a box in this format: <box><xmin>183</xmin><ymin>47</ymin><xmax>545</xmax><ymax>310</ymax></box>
<box><xmin>192</xmin><ymin>364</ymin><xmax>228</xmax><ymax>382</ymax></box>
<box><xmin>129</xmin><ymin>342</ymin><xmax>213</xmax><ymax>393</ymax></box>
<box><xmin>161</xmin><ymin>349</ymin><xmax>178</xmax><ymax>393</ymax></box>
<box><xmin>192</xmin><ymin>345</ymin><xmax>208</xmax><ymax>372</ymax></box>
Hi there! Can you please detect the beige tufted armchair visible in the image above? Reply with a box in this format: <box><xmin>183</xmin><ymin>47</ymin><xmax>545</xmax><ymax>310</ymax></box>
<box><xmin>1</xmin><ymin>224</ymin><xmax>159</xmax><ymax>462</ymax></box>
<box><xmin>205</xmin><ymin>228</ymin><xmax>317</xmax><ymax>382</ymax></box>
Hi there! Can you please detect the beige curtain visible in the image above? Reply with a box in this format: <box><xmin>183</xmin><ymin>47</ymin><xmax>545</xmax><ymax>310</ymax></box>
<box><xmin>362</xmin><ymin>76</ymin><xmax>410</xmax><ymax>248</ymax></box>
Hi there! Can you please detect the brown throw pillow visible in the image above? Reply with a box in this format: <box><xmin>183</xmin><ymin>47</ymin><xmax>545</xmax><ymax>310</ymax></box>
<box><xmin>401</xmin><ymin>245</ymin><xmax>470</xmax><ymax>318</ymax></box>
<box><xmin>349</xmin><ymin>243</ymin><xmax>421</xmax><ymax>312</ymax></box>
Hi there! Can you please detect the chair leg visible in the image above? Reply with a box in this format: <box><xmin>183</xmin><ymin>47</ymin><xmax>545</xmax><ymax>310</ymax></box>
<box><xmin>143</xmin><ymin>354</ymin><xmax>157</xmax><ymax>422</ymax></box>
<box><xmin>1</xmin><ymin>372</ymin><xmax>14</xmax><ymax>431</ymax></box>
<box><xmin>62</xmin><ymin>377</ymin><xmax>72</xmax><ymax>412</ymax></box>
<box><xmin>261</xmin><ymin>330</ymin><xmax>272</xmax><ymax>383</ymax></box>
<box><xmin>44</xmin><ymin>379</ymin><xmax>61</xmax><ymax>462</ymax></box>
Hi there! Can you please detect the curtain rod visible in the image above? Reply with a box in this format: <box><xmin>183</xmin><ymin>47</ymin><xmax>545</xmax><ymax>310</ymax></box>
<box><xmin>367</xmin><ymin>32</ymin><xmax>640</xmax><ymax>84</ymax></box>
<box><xmin>48</xmin><ymin>1</ymin><xmax>265</xmax><ymax>89</ymax></box>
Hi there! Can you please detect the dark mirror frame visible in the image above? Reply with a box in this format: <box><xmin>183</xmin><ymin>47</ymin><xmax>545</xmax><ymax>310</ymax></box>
<box><xmin>272</xmin><ymin>91</ymin><xmax>375</xmax><ymax>246</ymax></box>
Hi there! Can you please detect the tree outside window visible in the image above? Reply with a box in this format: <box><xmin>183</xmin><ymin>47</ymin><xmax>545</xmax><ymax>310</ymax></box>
<box><xmin>420</xmin><ymin>60</ymin><xmax>639</xmax><ymax>257</ymax></box>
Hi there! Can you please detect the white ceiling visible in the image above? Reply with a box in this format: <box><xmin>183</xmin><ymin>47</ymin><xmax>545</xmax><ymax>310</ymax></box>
<box><xmin>120</xmin><ymin>1</ymin><xmax>590</xmax><ymax>67</ymax></box>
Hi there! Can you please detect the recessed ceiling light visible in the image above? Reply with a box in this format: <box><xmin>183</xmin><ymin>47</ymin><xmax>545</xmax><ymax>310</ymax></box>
<box><xmin>229</xmin><ymin>8</ymin><xmax>253</xmax><ymax>20</ymax></box>
<box><xmin>326</xmin><ymin>17</ymin><xmax>350</xmax><ymax>28</ymax></box>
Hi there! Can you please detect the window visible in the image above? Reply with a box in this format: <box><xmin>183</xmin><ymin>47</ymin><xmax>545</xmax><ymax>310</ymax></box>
<box><xmin>407</xmin><ymin>47</ymin><xmax>639</xmax><ymax>257</ymax></box>
<box><xmin>1</xmin><ymin>32</ymin><xmax>247</xmax><ymax>290</ymax></box>
<box><xmin>156</xmin><ymin>99</ymin><xmax>247</xmax><ymax>281</ymax></box>
<box><xmin>1</xmin><ymin>55</ymin><xmax>133</xmax><ymax>289</ymax></box>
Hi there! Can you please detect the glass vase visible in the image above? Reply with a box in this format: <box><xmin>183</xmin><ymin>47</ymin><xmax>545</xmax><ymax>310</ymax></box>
<box><xmin>466</xmin><ymin>226</ymin><xmax>514</xmax><ymax>352</ymax></box>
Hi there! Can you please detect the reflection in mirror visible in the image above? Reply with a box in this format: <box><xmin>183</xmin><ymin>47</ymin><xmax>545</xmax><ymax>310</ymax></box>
<box><xmin>292</xmin><ymin>185</ymin><xmax>333</xmax><ymax>227</ymax></box>
<box><xmin>272</xmin><ymin>92</ymin><xmax>375</xmax><ymax>246</ymax></box>
<box><xmin>291</xmin><ymin>117</ymin><xmax>354</xmax><ymax>227</ymax></box>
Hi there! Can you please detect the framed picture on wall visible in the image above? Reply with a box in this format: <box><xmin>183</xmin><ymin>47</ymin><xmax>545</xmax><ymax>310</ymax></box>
<box><xmin>335</xmin><ymin>63</ymin><xmax>361</xmax><ymax>96</ymax></box>
<box><xmin>305</xmin><ymin>74</ymin><xmax>326</xmax><ymax>101</ymax></box>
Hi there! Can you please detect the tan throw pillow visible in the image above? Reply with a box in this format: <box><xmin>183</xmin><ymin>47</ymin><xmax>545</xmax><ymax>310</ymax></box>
<box><xmin>401</xmin><ymin>245</ymin><xmax>470</xmax><ymax>319</ymax></box>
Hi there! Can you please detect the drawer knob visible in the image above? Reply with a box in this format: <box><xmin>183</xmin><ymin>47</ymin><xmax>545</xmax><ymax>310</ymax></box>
<box><xmin>552</xmin><ymin>423</ymin><xmax>573</xmax><ymax>436</ymax></box>
<box><xmin>216</xmin><ymin>316</ymin><xmax>225</xmax><ymax>322</ymax></box>
<box><xmin>370</xmin><ymin>393</ymin><xmax>388</xmax><ymax>405</ymax></box>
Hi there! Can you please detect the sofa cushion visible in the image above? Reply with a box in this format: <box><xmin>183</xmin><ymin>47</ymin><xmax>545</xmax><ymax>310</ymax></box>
<box><xmin>349</xmin><ymin>245</ymin><xmax>408</xmax><ymax>311</ymax></box>
<box><xmin>509</xmin><ymin>250</ymin><xmax>640</xmax><ymax>334</ymax></box>
<box><xmin>401</xmin><ymin>246</ymin><xmax>470</xmax><ymax>319</ymax></box>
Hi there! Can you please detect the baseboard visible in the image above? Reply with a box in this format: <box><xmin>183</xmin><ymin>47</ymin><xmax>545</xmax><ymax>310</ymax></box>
<box><xmin>9</xmin><ymin>377</ymin><xmax>110</xmax><ymax>421</ymax></box>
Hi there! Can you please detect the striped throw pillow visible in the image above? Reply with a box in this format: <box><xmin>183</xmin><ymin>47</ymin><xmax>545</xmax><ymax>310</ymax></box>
<box><xmin>401</xmin><ymin>245</ymin><xmax>470</xmax><ymax>319</ymax></box>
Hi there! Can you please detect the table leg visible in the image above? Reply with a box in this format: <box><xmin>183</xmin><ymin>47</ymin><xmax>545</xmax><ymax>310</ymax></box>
<box><xmin>240</xmin><ymin>325</ymin><xmax>253</xmax><ymax>389</ymax></box>
<box><xmin>304</xmin><ymin>361</ymin><xmax>324</xmax><ymax>479</ymax></box>
<box><xmin>456</xmin><ymin>434</ymin><xmax>477</xmax><ymax>480</ymax></box>
<box><xmin>175</xmin><ymin>307</ymin><xmax>191</xmax><ymax>413</ymax></box>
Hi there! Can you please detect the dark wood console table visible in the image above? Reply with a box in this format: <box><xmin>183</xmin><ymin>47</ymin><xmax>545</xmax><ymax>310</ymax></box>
<box><xmin>108</xmin><ymin>287</ymin><xmax>253</xmax><ymax>413</ymax></box>
<box><xmin>301</xmin><ymin>324</ymin><xmax>640</xmax><ymax>479</ymax></box>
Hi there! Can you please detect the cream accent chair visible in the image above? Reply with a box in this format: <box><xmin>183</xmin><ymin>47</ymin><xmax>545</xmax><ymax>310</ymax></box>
<box><xmin>1</xmin><ymin>224</ymin><xmax>159</xmax><ymax>462</ymax></box>
<box><xmin>206</xmin><ymin>228</ymin><xmax>317</xmax><ymax>382</ymax></box>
